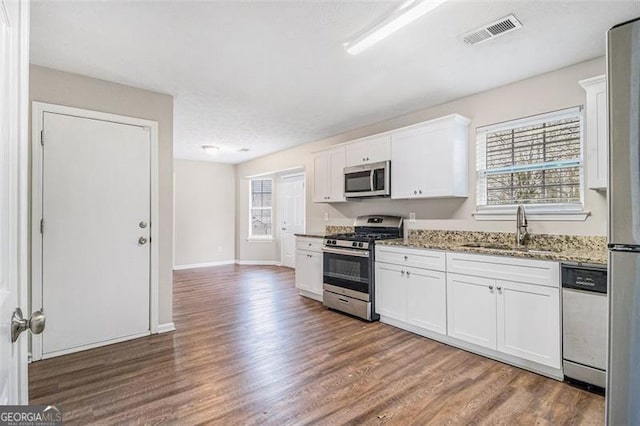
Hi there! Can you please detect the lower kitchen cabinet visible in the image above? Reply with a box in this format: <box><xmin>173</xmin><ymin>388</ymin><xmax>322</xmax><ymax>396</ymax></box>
<box><xmin>295</xmin><ymin>237</ymin><xmax>323</xmax><ymax>301</ymax></box>
<box><xmin>406</xmin><ymin>268</ymin><xmax>446</xmax><ymax>335</ymax></box>
<box><xmin>375</xmin><ymin>250</ymin><xmax>446</xmax><ymax>335</ymax></box>
<box><xmin>496</xmin><ymin>279</ymin><xmax>560</xmax><ymax>368</ymax></box>
<box><xmin>375</xmin><ymin>246</ymin><xmax>563</xmax><ymax>379</ymax></box>
<box><xmin>446</xmin><ymin>272</ymin><xmax>561</xmax><ymax>369</ymax></box>
<box><xmin>446</xmin><ymin>273</ymin><xmax>497</xmax><ymax>349</ymax></box>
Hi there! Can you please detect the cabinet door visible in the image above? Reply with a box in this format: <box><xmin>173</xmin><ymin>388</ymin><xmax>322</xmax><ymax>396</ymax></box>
<box><xmin>295</xmin><ymin>252</ymin><xmax>311</xmax><ymax>292</ymax></box>
<box><xmin>406</xmin><ymin>267</ymin><xmax>446</xmax><ymax>334</ymax></box>
<box><xmin>580</xmin><ymin>75</ymin><xmax>607</xmax><ymax>190</ymax></box>
<box><xmin>391</xmin><ymin>125</ymin><xmax>425</xmax><ymax>199</ymax></box>
<box><xmin>328</xmin><ymin>148</ymin><xmax>346</xmax><ymax>202</ymax></box>
<box><xmin>496</xmin><ymin>280</ymin><xmax>561</xmax><ymax>368</ymax></box>
<box><xmin>345</xmin><ymin>135</ymin><xmax>391</xmax><ymax>166</ymax></box>
<box><xmin>375</xmin><ymin>264</ymin><xmax>407</xmax><ymax>321</ymax></box>
<box><xmin>446</xmin><ymin>273</ymin><xmax>496</xmax><ymax>349</ymax></box>
<box><xmin>308</xmin><ymin>251</ymin><xmax>323</xmax><ymax>296</ymax></box>
<box><xmin>313</xmin><ymin>152</ymin><xmax>330</xmax><ymax>202</ymax></box>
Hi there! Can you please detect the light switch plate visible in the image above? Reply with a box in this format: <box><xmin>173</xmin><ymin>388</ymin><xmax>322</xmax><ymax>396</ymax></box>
<box><xmin>324</xmin><ymin>212</ymin><xmax>329</xmax><ymax>221</ymax></box>
<box><xmin>409</xmin><ymin>212</ymin><xmax>416</xmax><ymax>222</ymax></box>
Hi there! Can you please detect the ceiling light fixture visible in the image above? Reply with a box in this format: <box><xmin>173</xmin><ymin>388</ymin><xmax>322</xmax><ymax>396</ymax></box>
<box><xmin>344</xmin><ymin>0</ymin><xmax>448</xmax><ymax>55</ymax></box>
<box><xmin>201</xmin><ymin>145</ymin><xmax>220</xmax><ymax>156</ymax></box>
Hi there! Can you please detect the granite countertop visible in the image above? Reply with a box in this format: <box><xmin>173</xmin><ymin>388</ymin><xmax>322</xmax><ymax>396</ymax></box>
<box><xmin>377</xmin><ymin>230</ymin><xmax>607</xmax><ymax>265</ymax></box>
<box><xmin>294</xmin><ymin>233</ymin><xmax>325</xmax><ymax>239</ymax></box>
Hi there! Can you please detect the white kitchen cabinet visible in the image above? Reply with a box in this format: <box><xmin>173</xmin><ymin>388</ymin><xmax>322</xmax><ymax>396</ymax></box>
<box><xmin>375</xmin><ymin>263</ymin><xmax>406</xmax><ymax>320</ymax></box>
<box><xmin>580</xmin><ymin>75</ymin><xmax>608</xmax><ymax>191</ymax></box>
<box><xmin>313</xmin><ymin>147</ymin><xmax>346</xmax><ymax>203</ymax></box>
<box><xmin>391</xmin><ymin>114</ymin><xmax>470</xmax><ymax>199</ymax></box>
<box><xmin>496</xmin><ymin>280</ymin><xmax>561</xmax><ymax>368</ymax></box>
<box><xmin>295</xmin><ymin>237</ymin><xmax>323</xmax><ymax>301</ymax></box>
<box><xmin>375</xmin><ymin>247</ymin><xmax>447</xmax><ymax>335</ymax></box>
<box><xmin>406</xmin><ymin>268</ymin><xmax>446</xmax><ymax>335</ymax></box>
<box><xmin>446</xmin><ymin>273</ymin><xmax>497</xmax><ymax>349</ymax></box>
<box><xmin>345</xmin><ymin>134</ymin><xmax>391</xmax><ymax>167</ymax></box>
<box><xmin>446</xmin><ymin>252</ymin><xmax>561</xmax><ymax>369</ymax></box>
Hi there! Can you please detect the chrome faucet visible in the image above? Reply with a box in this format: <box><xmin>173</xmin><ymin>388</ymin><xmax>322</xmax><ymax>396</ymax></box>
<box><xmin>516</xmin><ymin>205</ymin><xmax>529</xmax><ymax>247</ymax></box>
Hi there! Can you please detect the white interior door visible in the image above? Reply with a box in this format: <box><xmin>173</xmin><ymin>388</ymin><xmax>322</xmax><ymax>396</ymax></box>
<box><xmin>37</xmin><ymin>112</ymin><xmax>152</xmax><ymax>358</ymax></box>
<box><xmin>280</xmin><ymin>174</ymin><xmax>305</xmax><ymax>268</ymax></box>
<box><xmin>0</xmin><ymin>0</ymin><xmax>29</xmax><ymax>405</ymax></box>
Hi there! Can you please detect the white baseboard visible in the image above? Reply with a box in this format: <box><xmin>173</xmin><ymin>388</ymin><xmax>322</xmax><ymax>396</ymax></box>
<box><xmin>157</xmin><ymin>322</ymin><xmax>176</xmax><ymax>333</ymax></box>
<box><xmin>173</xmin><ymin>260</ymin><xmax>236</xmax><ymax>270</ymax></box>
<box><xmin>236</xmin><ymin>260</ymin><xmax>281</xmax><ymax>266</ymax></box>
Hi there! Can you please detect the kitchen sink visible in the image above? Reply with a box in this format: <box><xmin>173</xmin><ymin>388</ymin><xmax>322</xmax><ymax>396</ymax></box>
<box><xmin>460</xmin><ymin>243</ymin><xmax>557</xmax><ymax>255</ymax></box>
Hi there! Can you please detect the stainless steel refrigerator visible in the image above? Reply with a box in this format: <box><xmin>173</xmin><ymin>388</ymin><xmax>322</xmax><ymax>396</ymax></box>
<box><xmin>607</xmin><ymin>16</ymin><xmax>640</xmax><ymax>425</ymax></box>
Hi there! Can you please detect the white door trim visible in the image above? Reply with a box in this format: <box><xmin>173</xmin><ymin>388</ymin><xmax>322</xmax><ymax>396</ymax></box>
<box><xmin>31</xmin><ymin>102</ymin><xmax>160</xmax><ymax>361</ymax></box>
<box><xmin>279</xmin><ymin>172</ymin><xmax>305</xmax><ymax>266</ymax></box>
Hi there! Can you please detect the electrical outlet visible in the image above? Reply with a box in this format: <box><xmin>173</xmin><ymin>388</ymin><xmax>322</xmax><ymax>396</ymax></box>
<box><xmin>324</xmin><ymin>212</ymin><xmax>329</xmax><ymax>221</ymax></box>
<box><xmin>409</xmin><ymin>212</ymin><xmax>416</xmax><ymax>222</ymax></box>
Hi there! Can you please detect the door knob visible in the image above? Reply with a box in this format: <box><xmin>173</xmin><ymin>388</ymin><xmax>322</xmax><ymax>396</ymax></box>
<box><xmin>139</xmin><ymin>221</ymin><xmax>148</xmax><ymax>229</ymax></box>
<box><xmin>11</xmin><ymin>308</ymin><xmax>46</xmax><ymax>343</ymax></box>
<box><xmin>138</xmin><ymin>236</ymin><xmax>148</xmax><ymax>245</ymax></box>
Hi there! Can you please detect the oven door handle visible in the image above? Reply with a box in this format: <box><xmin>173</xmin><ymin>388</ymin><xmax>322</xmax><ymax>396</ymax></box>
<box><xmin>322</xmin><ymin>246</ymin><xmax>370</xmax><ymax>258</ymax></box>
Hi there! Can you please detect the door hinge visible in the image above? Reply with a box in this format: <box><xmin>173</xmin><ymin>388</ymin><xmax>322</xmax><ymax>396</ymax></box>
<box><xmin>40</xmin><ymin>219</ymin><xmax>43</xmax><ymax>234</ymax></box>
<box><xmin>40</xmin><ymin>130</ymin><xmax>44</xmax><ymax>146</ymax></box>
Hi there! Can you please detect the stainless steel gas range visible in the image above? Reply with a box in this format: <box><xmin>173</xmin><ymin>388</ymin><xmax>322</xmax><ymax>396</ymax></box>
<box><xmin>322</xmin><ymin>215</ymin><xmax>403</xmax><ymax>321</ymax></box>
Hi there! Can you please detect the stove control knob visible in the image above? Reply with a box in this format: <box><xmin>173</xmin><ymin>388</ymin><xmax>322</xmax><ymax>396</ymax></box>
<box><xmin>358</xmin><ymin>242</ymin><xmax>363</xmax><ymax>248</ymax></box>
<box><xmin>332</xmin><ymin>240</ymin><xmax>337</xmax><ymax>245</ymax></box>
<box><xmin>352</xmin><ymin>242</ymin><xmax>357</xmax><ymax>247</ymax></box>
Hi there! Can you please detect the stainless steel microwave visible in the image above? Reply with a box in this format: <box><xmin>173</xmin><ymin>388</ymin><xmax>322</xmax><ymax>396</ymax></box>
<box><xmin>343</xmin><ymin>160</ymin><xmax>390</xmax><ymax>198</ymax></box>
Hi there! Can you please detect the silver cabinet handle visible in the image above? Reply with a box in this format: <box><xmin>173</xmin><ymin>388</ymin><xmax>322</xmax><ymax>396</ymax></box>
<box><xmin>404</xmin><ymin>255</ymin><xmax>408</xmax><ymax>261</ymax></box>
<box><xmin>366</xmin><ymin>157</ymin><xmax>369</xmax><ymax>161</ymax></box>
<box><xmin>419</xmin><ymin>190</ymin><xmax>422</xmax><ymax>194</ymax></box>
<box><xmin>497</xmin><ymin>286</ymin><xmax>502</xmax><ymax>292</ymax></box>
<box><xmin>489</xmin><ymin>285</ymin><xmax>494</xmax><ymax>291</ymax></box>
<box><xmin>401</xmin><ymin>270</ymin><xmax>405</xmax><ymax>275</ymax></box>
<box><xmin>139</xmin><ymin>221</ymin><xmax>148</xmax><ymax>229</ymax></box>
<box><xmin>11</xmin><ymin>308</ymin><xmax>46</xmax><ymax>343</ymax></box>
<box><xmin>406</xmin><ymin>271</ymin><xmax>411</xmax><ymax>277</ymax></box>
<box><xmin>414</xmin><ymin>190</ymin><xmax>418</xmax><ymax>195</ymax></box>
<box><xmin>138</xmin><ymin>236</ymin><xmax>148</xmax><ymax>245</ymax></box>
<box><xmin>362</xmin><ymin>157</ymin><xmax>366</xmax><ymax>162</ymax></box>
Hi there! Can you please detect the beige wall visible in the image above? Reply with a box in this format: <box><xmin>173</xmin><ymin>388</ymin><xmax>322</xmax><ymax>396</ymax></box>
<box><xmin>174</xmin><ymin>160</ymin><xmax>236</xmax><ymax>266</ymax></box>
<box><xmin>30</xmin><ymin>65</ymin><xmax>174</xmax><ymax>325</ymax></box>
<box><xmin>236</xmin><ymin>57</ymin><xmax>607</xmax><ymax>262</ymax></box>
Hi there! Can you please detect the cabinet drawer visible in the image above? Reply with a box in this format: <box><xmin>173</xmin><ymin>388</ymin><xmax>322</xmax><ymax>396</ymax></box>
<box><xmin>296</xmin><ymin>237</ymin><xmax>323</xmax><ymax>253</ymax></box>
<box><xmin>376</xmin><ymin>246</ymin><xmax>445</xmax><ymax>271</ymax></box>
<box><xmin>446</xmin><ymin>252</ymin><xmax>560</xmax><ymax>287</ymax></box>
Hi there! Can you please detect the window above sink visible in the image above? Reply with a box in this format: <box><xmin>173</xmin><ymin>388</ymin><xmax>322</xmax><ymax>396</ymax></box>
<box><xmin>474</xmin><ymin>107</ymin><xmax>590</xmax><ymax>221</ymax></box>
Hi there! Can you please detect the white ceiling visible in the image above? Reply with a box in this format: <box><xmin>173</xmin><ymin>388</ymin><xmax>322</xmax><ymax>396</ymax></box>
<box><xmin>30</xmin><ymin>1</ymin><xmax>639</xmax><ymax>164</ymax></box>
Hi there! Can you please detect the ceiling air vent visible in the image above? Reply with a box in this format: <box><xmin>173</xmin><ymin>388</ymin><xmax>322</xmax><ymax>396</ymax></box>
<box><xmin>459</xmin><ymin>14</ymin><xmax>522</xmax><ymax>46</ymax></box>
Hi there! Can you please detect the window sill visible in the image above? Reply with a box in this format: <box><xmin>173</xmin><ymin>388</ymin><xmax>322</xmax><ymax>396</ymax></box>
<box><xmin>473</xmin><ymin>207</ymin><xmax>591</xmax><ymax>221</ymax></box>
<box><xmin>247</xmin><ymin>238</ymin><xmax>274</xmax><ymax>243</ymax></box>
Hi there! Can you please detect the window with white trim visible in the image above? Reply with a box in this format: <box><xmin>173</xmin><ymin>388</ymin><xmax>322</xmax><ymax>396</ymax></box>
<box><xmin>476</xmin><ymin>107</ymin><xmax>584</xmax><ymax>216</ymax></box>
<box><xmin>249</xmin><ymin>179</ymin><xmax>272</xmax><ymax>239</ymax></box>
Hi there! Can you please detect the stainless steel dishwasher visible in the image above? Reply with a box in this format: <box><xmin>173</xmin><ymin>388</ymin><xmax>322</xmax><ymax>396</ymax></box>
<box><xmin>562</xmin><ymin>262</ymin><xmax>607</xmax><ymax>391</ymax></box>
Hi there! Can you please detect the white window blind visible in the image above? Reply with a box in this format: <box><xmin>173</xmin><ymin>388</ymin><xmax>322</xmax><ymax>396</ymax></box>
<box><xmin>476</xmin><ymin>107</ymin><xmax>583</xmax><ymax>209</ymax></box>
<box><xmin>250</xmin><ymin>179</ymin><xmax>272</xmax><ymax>239</ymax></box>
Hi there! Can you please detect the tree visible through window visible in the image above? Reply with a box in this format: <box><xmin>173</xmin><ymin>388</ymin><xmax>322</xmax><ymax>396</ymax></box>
<box><xmin>250</xmin><ymin>179</ymin><xmax>272</xmax><ymax>238</ymax></box>
<box><xmin>476</xmin><ymin>107</ymin><xmax>583</xmax><ymax>209</ymax></box>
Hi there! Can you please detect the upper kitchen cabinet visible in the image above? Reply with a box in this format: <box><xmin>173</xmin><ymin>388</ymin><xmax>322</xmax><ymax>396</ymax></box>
<box><xmin>391</xmin><ymin>114</ymin><xmax>470</xmax><ymax>199</ymax></box>
<box><xmin>345</xmin><ymin>134</ymin><xmax>391</xmax><ymax>167</ymax></box>
<box><xmin>580</xmin><ymin>75</ymin><xmax>608</xmax><ymax>191</ymax></box>
<box><xmin>313</xmin><ymin>146</ymin><xmax>346</xmax><ymax>203</ymax></box>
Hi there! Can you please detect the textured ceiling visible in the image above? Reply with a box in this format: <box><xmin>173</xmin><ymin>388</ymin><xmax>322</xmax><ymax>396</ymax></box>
<box><xmin>30</xmin><ymin>1</ymin><xmax>640</xmax><ymax>164</ymax></box>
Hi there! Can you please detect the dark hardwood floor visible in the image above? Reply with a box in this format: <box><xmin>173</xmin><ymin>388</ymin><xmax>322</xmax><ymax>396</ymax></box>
<box><xmin>30</xmin><ymin>265</ymin><xmax>604</xmax><ymax>425</ymax></box>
